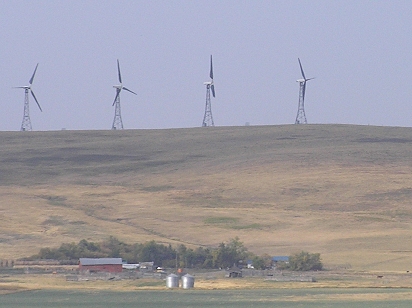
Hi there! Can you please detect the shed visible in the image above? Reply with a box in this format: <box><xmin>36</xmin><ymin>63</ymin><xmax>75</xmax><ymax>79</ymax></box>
<box><xmin>226</xmin><ymin>264</ymin><xmax>242</xmax><ymax>278</ymax></box>
<box><xmin>79</xmin><ymin>258</ymin><xmax>123</xmax><ymax>273</ymax></box>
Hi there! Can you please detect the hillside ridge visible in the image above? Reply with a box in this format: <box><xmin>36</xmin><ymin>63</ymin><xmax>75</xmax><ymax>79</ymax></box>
<box><xmin>1</xmin><ymin>124</ymin><xmax>412</xmax><ymax>271</ymax></box>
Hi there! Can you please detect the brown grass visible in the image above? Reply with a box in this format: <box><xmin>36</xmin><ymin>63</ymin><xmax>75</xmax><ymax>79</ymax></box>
<box><xmin>3</xmin><ymin>271</ymin><xmax>412</xmax><ymax>294</ymax></box>
<box><xmin>1</xmin><ymin>124</ymin><xmax>412</xmax><ymax>271</ymax></box>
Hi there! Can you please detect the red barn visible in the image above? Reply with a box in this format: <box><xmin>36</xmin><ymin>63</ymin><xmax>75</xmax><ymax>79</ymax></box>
<box><xmin>79</xmin><ymin>258</ymin><xmax>123</xmax><ymax>273</ymax></box>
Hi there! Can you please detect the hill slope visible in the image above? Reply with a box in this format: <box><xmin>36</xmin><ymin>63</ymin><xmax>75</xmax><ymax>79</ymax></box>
<box><xmin>1</xmin><ymin>124</ymin><xmax>412</xmax><ymax>270</ymax></box>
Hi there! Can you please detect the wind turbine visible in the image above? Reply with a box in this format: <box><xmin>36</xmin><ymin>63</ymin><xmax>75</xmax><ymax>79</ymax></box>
<box><xmin>111</xmin><ymin>59</ymin><xmax>137</xmax><ymax>130</ymax></box>
<box><xmin>295</xmin><ymin>58</ymin><xmax>314</xmax><ymax>124</ymax></box>
<box><xmin>202</xmin><ymin>55</ymin><xmax>215</xmax><ymax>127</ymax></box>
<box><xmin>15</xmin><ymin>63</ymin><xmax>42</xmax><ymax>131</ymax></box>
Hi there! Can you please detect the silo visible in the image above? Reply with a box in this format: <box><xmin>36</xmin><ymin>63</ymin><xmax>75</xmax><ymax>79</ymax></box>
<box><xmin>181</xmin><ymin>273</ymin><xmax>195</xmax><ymax>289</ymax></box>
<box><xmin>166</xmin><ymin>273</ymin><xmax>179</xmax><ymax>288</ymax></box>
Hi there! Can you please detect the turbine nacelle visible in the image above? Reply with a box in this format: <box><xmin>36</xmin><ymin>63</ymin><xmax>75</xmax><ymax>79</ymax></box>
<box><xmin>16</xmin><ymin>84</ymin><xmax>31</xmax><ymax>89</ymax></box>
<box><xmin>296</xmin><ymin>77</ymin><xmax>315</xmax><ymax>83</ymax></box>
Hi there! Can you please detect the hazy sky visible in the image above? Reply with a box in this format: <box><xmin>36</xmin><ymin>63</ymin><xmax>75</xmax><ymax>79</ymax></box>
<box><xmin>1</xmin><ymin>0</ymin><xmax>411</xmax><ymax>131</ymax></box>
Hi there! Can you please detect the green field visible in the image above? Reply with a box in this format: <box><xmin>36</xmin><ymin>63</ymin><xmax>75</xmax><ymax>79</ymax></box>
<box><xmin>2</xmin><ymin>289</ymin><xmax>412</xmax><ymax>308</ymax></box>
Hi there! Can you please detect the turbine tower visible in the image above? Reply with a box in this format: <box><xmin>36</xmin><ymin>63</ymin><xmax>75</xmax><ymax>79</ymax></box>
<box><xmin>111</xmin><ymin>59</ymin><xmax>137</xmax><ymax>130</ymax></box>
<box><xmin>295</xmin><ymin>58</ymin><xmax>314</xmax><ymax>124</ymax></box>
<box><xmin>202</xmin><ymin>55</ymin><xmax>215</xmax><ymax>127</ymax></box>
<box><xmin>15</xmin><ymin>63</ymin><xmax>42</xmax><ymax>131</ymax></box>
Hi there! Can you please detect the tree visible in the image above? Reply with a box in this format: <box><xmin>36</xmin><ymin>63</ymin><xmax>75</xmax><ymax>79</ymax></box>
<box><xmin>251</xmin><ymin>253</ymin><xmax>273</xmax><ymax>270</ymax></box>
<box><xmin>251</xmin><ymin>255</ymin><xmax>265</xmax><ymax>270</ymax></box>
<box><xmin>212</xmin><ymin>237</ymin><xmax>249</xmax><ymax>268</ymax></box>
<box><xmin>227</xmin><ymin>237</ymin><xmax>248</xmax><ymax>260</ymax></box>
<box><xmin>287</xmin><ymin>251</ymin><xmax>323</xmax><ymax>271</ymax></box>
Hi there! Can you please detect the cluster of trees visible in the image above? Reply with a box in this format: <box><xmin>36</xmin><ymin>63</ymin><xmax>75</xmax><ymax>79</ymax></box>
<box><xmin>27</xmin><ymin>237</ymin><xmax>250</xmax><ymax>269</ymax></box>
<box><xmin>26</xmin><ymin>236</ymin><xmax>322</xmax><ymax>271</ymax></box>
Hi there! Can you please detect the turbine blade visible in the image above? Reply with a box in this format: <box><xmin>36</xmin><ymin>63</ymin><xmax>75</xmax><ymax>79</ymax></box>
<box><xmin>30</xmin><ymin>90</ymin><xmax>42</xmax><ymax>112</ymax></box>
<box><xmin>298</xmin><ymin>58</ymin><xmax>306</xmax><ymax>80</ymax></box>
<box><xmin>211</xmin><ymin>84</ymin><xmax>215</xmax><ymax>97</ymax></box>
<box><xmin>29</xmin><ymin>63</ymin><xmax>39</xmax><ymax>85</ymax></box>
<box><xmin>123</xmin><ymin>87</ymin><xmax>137</xmax><ymax>95</ymax></box>
<box><xmin>112</xmin><ymin>88</ymin><xmax>121</xmax><ymax>106</ymax></box>
<box><xmin>117</xmin><ymin>59</ymin><xmax>122</xmax><ymax>83</ymax></box>
<box><xmin>209</xmin><ymin>55</ymin><xmax>213</xmax><ymax>79</ymax></box>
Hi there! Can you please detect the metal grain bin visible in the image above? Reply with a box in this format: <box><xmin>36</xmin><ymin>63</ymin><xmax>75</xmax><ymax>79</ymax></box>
<box><xmin>181</xmin><ymin>274</ymin><xmax>194</xmax><ymax>289</ymax></box>
<box><xmin>166</xmin><ymin>273</ymin><xmax>179</xmax><ymax>288</ymax></box>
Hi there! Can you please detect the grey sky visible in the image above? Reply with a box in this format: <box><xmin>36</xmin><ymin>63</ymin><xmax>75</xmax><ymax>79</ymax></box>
<box><xmin>1</xmin><ymin>0</ymin><xmax>411</xmax><ymax>131</ymax></box>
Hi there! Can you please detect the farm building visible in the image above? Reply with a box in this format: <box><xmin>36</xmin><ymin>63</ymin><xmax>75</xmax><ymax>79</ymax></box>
<box><xmin>79</xmin><ymin>258</ymin><xmax>123</xmax><ymax>273</ymax></box>
<box><xmin>226</xmin><ymin>264</ymin><xmax>242</xmax><ymax>278</ymax></box>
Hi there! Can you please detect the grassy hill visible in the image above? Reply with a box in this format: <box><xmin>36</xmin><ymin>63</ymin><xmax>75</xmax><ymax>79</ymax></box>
<box><xmin>1</xmin><ymin>124</ymin><xmax>412</xmax><ymax>271</ymax></box>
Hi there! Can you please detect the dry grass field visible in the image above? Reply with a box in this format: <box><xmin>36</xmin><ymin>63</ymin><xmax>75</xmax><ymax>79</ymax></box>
<box><xmin>2</xmin><ymin>271</ymin><xmax>412</xmax><ymax>291</ymax></box>
<box><xmin>1</xmin><ymin>124</ymin><xmax>412</xmax><ymax>271</ymax></box>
